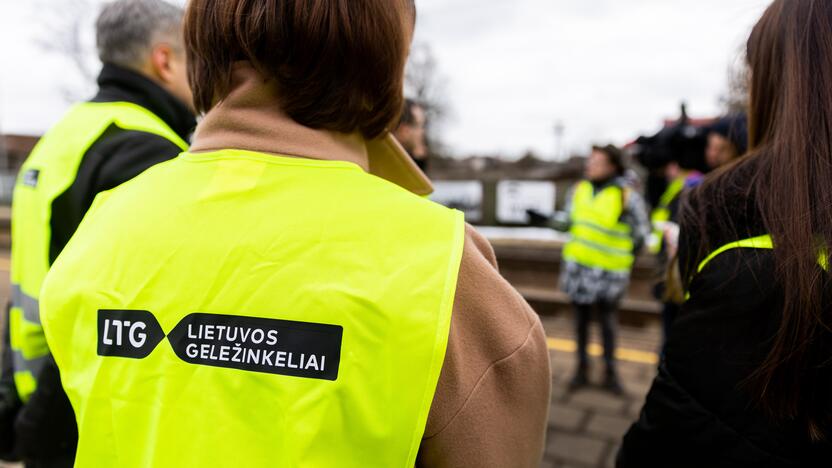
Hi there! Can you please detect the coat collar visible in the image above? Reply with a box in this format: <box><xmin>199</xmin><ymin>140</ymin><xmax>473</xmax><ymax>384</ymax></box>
<box><xmin>190</xmin><ymin>62</ymin><xmax>433</xmax><ymax>196</ymax></box>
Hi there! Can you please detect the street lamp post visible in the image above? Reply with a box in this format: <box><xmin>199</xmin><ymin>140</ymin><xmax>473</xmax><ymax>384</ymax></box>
<box><xmin>553</xmin><ymin>121</ymin><xmax>565</xmax><ymax>161</ymax></box>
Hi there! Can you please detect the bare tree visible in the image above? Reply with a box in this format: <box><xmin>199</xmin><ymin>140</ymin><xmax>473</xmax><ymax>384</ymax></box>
<box><xmin>406</xmin><ymin>43</ymin><xmax>452</xmax><ymax>157</ymax></box>
<box><xmin>33</xmin><ymin>0</ymin><xmax>100</xmax><ymax>101</ymax></box>
<box><xmin>720</xmin><ymin>51</ymin><xmax>750</xmax><ymax>115</ymax></box>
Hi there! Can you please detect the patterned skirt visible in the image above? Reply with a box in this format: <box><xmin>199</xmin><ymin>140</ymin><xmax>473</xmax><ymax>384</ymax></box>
<box><xmin>560</xmin><ymin>261</ymin><xmax>630</xmax><ymax>306</ymax></box>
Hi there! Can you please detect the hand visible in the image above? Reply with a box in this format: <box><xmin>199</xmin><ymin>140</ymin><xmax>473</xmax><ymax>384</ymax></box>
<box><xmin>663</xmin><ymin>222</ymin><xmax>681</xmax><ymax>258</ymax></box>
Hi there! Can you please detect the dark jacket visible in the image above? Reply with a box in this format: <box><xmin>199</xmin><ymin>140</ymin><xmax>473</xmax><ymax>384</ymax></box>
<box><xmin>0</xmin><ymin>63</ymin><xmax>194</xmax><ymax>465</ymax></box>
<box><xmin>619</xmin><ymin>160</ymin><xmax>832</xmax><ymax>467</ymax></box>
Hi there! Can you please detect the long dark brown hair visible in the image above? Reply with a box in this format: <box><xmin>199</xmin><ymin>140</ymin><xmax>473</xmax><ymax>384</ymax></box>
<box><xmin>686</xmin><ymin>0</ymin><xmax>832</xmax><ymax>437</ymax></box>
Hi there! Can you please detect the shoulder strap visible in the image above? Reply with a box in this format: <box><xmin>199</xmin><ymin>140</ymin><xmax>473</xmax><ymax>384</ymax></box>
<box><xmin>696</xmin><ymin>235</ymin><xmax>773</xmax><ymax>274</ymax></box>
<box><xmin>82</xmin><ymin>101</ymin><xmax>189</xmax><ymax>151</ymax></box>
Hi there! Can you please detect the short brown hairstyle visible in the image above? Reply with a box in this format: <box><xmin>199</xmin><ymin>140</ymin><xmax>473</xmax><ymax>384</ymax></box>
<box><xmin>184</xmin><ymin>0</ymin><xmax>415</xmax><ymax>139</ymax></box>
<box><xmin>591</xmin><ymin>144</ymin><xmax>626</xmax><ymax>176</ymax></box>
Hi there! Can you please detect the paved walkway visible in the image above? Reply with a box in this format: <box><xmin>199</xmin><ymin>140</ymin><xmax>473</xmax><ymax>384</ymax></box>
<box><xmin>541</xmin><ymin>315</ymin><xmax>661</xmax><ymax>468</ymax></box>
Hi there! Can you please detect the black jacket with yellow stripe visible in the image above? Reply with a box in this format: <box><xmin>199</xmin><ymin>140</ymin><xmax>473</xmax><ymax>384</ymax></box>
<box><xmin>618</xmin><ymin>160</ymin><xmax>832</xmax><ymax>467</ymax></box>
<box><xmin>0</xmin><ymin>63</ymin><xmax>194</xmax><ymax>464</ymax></box>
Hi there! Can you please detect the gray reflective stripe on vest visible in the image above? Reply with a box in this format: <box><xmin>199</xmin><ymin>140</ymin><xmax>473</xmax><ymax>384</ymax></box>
<box><xmin>12</xmin><ymin>348</ymin><xmax>48</xmax><ymax>378</ymax></box>
<box><xmin>572</xmin><ymin>220</ymin><xmax>632</xmax><ymax>240</ymax></box>
<box><xmin>12</xmin><ymin>283</ymin><xmax>40</xmax><ymax>324</ymax></box>
<box><xmin>570</xmin><ymin>237</ymin><xmax>633</xmax><ymax>257</ymax></box>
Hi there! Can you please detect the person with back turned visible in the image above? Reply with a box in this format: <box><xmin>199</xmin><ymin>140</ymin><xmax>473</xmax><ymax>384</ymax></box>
<box><xmin>0</xmin><ymin>0</ymin><xmax>194</xmax><ymax>465</ymax></box>
<box><xmin>37</xmin><ymin>0</ymin><xmax>551</xmax><ymax>467</ymax></box>
<box><xmin>620</xmin><ymin>1</ymin><xmax>832</xmax><ymax>465</ymax></box>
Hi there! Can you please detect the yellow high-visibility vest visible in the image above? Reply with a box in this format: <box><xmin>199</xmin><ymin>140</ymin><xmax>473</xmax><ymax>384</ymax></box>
<box><xmin>648</xmin><ymin>176</ymin><xmax>686</xmax><ymax>254</ymax></box>
<box><xmin>10</xmin><ymin>101</ymin><xmax>187</xmax><ymax>401</ymax></box>
<box><xmin>562</xmin><ymin>180</ymin><xmax>635</xmax><ymax>272</ymax></box>
<box><xmin>694</xmin><ymin>235</ymin><xmax>830</xmax><ymax>273</ymax></box>
<box><xmin>40</xmin><ymin>149</ymin><xmax>466</xmax><ymax>467</ymax></box>
<box><xmin>686</xmin><ymin>235</ymin><xmax>828</xmax><ymax>301</ymax></box>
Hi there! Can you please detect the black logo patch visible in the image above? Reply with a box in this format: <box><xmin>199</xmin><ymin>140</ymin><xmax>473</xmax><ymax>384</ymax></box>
<box><xmin>98</xmin><ymin>310</ymin><xmax>166</xmax><ymax>359</ymax></box>
<box><xmin>97</xmin><ymin>310</ymin><xmax>343</xmax><ymax>381</ymax></box>
<box><xmin>167</xmin><ymin>313</ymin><xmax>342</xmax><ymax>381</ymax></box>
<box><xmin>21</xmin><ymin>169</ymin><xmax>40</xmax><ymax>188</ymax></box>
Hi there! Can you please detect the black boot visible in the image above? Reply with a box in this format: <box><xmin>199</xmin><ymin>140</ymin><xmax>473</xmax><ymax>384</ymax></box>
<box><xmin>568</xmin><ymin>364</ymin><xmax>589</xmax><ymax>391</ymax></box>
<box><xmin>602</xmin><ymin>368</ymin><xmax>624</xmax><ymax>396</ymax></box>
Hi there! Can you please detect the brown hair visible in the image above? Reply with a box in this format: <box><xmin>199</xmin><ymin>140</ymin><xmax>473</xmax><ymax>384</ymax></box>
<box><xmin>184</xmin><ymin>0</ymin><xmax>415</xmax><ymax>139</ymax></box>
<box><xmin>686</xmin><ymin>0</ymin><xmax>832</xmax><ymax>437</ymax></box>
<box><xmin>592</xmin><ymin>144</ymin><xmax>626</xmax><ymax>177</ymax></box>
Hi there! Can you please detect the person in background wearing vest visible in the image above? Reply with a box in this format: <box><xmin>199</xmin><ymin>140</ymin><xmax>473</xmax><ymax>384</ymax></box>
<box><xmin>659</xmin><ymin>115</ymin><xmax>749</xmax><ymax>337</ymax></box>
<box><xmin>705</xmin><ymin>113</ymin><xmax>748</xmax><ymax>171</ymax></box>
<box><xmin>36</xmin><ymin>0</ymin><xmax>551</xmax><ymax>467</ymax></box>
<box><xmin>561</xmin><ymin>145</ymin><xmax>650</xmax><ymax>395</ymax></box>
<box><xmin>0</xmin><ymin>1</ymin><xmax>194</xmax><ymax>466</ymax></box>
<box><xmin>620</xmin><ymin>0</ymin><xmax>832</xmax><ymax>465</ymax></box>
<box><xmin>394</xmin><ymin>98</ymin><xmax>429</xmax><ymax>172</ymax></box>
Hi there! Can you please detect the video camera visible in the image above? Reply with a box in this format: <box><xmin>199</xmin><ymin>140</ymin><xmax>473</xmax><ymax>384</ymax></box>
<box><xmin>629</xmin><ymin>104</ymin><xmax>709</xmax><ymax>208</ymax></box>
<box><xmin>630</xmin><ymin>104</ymin><xmax>708</xmax><ymax>173</ymax></box>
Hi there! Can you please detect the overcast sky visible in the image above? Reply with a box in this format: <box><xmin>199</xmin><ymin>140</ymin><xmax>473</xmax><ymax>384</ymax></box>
<box><xmin>0</xmin><ymin>0</ymin><xmax>771</xmax><ymax>158</ymax></box>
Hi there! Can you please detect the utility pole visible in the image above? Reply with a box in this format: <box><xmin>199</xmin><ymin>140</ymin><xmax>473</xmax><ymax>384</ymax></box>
<box><xmin>553</xmin><ymin>121</ymin><xmax>565</xmax><ymax>161</ymax></box>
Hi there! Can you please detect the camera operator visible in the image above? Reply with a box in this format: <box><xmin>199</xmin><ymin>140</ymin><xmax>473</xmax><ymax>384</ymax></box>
<box><xmin>705</xmin><ymin>113</ymin><xmax>748</xmax><ymax>170</ymax></box>
<box><xmin>633</xmin><ymin>109</ymin><xmax>708</xmax><ymax>342</ymax></box>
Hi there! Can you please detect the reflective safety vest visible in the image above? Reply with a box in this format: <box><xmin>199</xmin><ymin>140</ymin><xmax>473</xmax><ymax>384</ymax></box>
<box><xmin>562</xmin><ymin>180</ymin><xmax>635</xmax><ymax>272</ymax></box>
<box><xmin>40</xmin><ymin>149</ymin><xmax>466</xmax><ymax>467</ymax></box>
<box><xmin>687</xmin><ymin>235</ymin><xmax>828</xmax><ymax>300</ymax></box>
<box><xmin>10</xmin><ymin>102</ymin><xmax>188</xmax><ymax>401</ymax></box>
<box><xmin>648</xmin><ymin>176</ymin><xmax>685</xmax><ymax>254</ymax></box>
<box><xmin>695</xmin><ymin>235</ymin><xmax>830</xmax><ymax>274</ymax></box>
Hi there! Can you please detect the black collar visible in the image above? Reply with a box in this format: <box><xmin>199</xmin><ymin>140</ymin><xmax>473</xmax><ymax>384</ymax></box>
<box><xmin>590</xmin><ymin>177</ymin><xmax>618</xmax><ymax>193</ymax></box>
<box><xmin>91</xmin><ymin>63</ymin><xmax>196</xmax><ymax>141</ymax></box>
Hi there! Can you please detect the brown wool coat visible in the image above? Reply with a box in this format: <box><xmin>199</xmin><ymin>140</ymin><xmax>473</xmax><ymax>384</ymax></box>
<box><xmin>190</xmin><ymin>63</ymin><xmax>551</xmax><ymax>467</ymax></box>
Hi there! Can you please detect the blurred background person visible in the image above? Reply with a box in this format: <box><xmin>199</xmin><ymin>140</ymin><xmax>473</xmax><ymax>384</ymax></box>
<box><xmin>561</xmin><ymin>145</ymin><xmax>650</xmax><ymax>394</ymax></box>
<box><xmin>632</xmin><ymin>114</ymin><xmax>710</xmax><ymax>346</ymax></box>
<box><xmin>0</xmin><ymin>0</ymin><xmax>194</xmax><ymax>466</ymax></box>
<box><xmin>37</xmin><ymin>0</ymin><xmax>551</xmax><ymax>466</ymax></box>
<box><xmin>393</xmin><ymin>98</ymin><xmax>429</xmax><ymax>171</ymax></box>
<box><xmin>706</xmin><ymin>113</ymin><xmax>749</xmax><ymax>170</ymax></box>
<box><xmin>620</xmin><ymin>0</ymin><xmax>832</xmax><ymax>465</ymax></box>
<box><xmin>659</xmin><ymin>113</ymin><xmax>749</xmax><ymax>336</ymax></box>
<box><xmin>652</xmin><ymin>157</ymin><xmax>703</xmax><ymax>341</ymax></box>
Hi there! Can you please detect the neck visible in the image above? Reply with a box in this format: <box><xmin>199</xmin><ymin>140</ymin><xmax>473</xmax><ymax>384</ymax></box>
<box><xmin>591</xmin><ymin>176</ymin><xmax>615</xmax><ymax>187</ymax></box>
<box><xmin>190</xmin><ymin>62</ymin><xmax>432</xmax><ymax>195</ymax></box>
<box><xmin>93</xmin><ymin>63</ymin><xmax>195</xmax><ymax>140</ymax></box>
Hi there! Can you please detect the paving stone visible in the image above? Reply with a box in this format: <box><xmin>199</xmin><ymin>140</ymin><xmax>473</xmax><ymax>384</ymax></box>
<box><xmin>623</xmin><ymin>377</ymin><xmax>653</xmax><ymax>398</ymax></box>
<box><xmin>552</xmin><ymin>365</ymin><xmax>573</xmax><ymax>384</ymax></box>
<box><xmin>549</xmin><ymin>403</ymin><xmax>588</xmax><ymax>431</ymax></box>
<box><xmin>605</xmin><ymin>444</ymin><xmax>621</xmax><ymax>468</ymax></box>
<box><xmin>551</xmin><ymin>381</ymin><xmax>569</xmax><ymax>403</ymax></box>
<box><xmin>616</xmin><ymin>361</ymin><xmax>647</xmax><ymax>380</ymax></box>
<box><xmin>546</xmin><ymin>431</ymin><xmax>608</xmax><ymax>466</ymax></box>
<box><xmin>585</xmin><ymin>414</ymin><xmax>633</xmax><ymax>440</ymax></box>
<box><xmin>567</xmin><ymin>388</ymin><xmax>628</xmax><ymax>414</ymax></box>
<box><xmin>539</xmin><ymin>458</ymin><xmax>557</xmax><ymax>468</ymax></box>
<box><xmin>626</xmin><ymin>399</ymin><xmax>645</xmax><ymax>419</ymax></box>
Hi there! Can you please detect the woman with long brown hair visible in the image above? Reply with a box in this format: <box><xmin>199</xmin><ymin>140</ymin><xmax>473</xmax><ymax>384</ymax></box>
<box><xmin>619</xmin><ymin>0</ymin><xmax>832</xmax><ymax>466</ymax></box>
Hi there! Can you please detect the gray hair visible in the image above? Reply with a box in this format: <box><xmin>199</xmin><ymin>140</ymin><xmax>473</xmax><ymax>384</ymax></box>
<box><xmin>96</xmin><ymin>0</ymin><xmax>184</xmax><ymax>70</ymax></box>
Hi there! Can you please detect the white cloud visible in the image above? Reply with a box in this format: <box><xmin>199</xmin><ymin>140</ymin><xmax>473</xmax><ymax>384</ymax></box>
<box><xmin>1</xmin><ymin>0</ymin><xmax>772</xmax><ymax>159</ymax></box>
<box><xmin>414</xmin><ymin>0</ymin><xmax>771</xmax><ymax>158</ymax></box>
